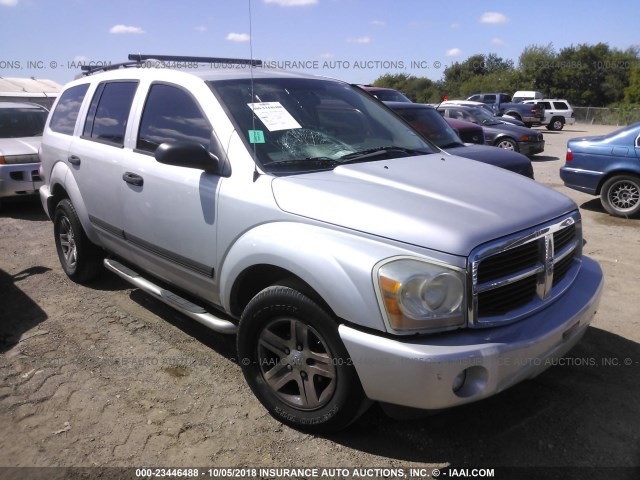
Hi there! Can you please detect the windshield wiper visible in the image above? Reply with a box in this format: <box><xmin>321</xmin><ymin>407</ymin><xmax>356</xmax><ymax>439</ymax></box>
<box><xmin>339</xmin><ymin>146</ymin><xmax>427</xmax><ymax>163</ymax></box>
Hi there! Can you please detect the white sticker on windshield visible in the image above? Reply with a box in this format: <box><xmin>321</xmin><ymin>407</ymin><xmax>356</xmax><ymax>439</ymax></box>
<box><xmin>248</xmin><ymin>102</ymin><xmax>302</xmax><ymax>131</ymax></box>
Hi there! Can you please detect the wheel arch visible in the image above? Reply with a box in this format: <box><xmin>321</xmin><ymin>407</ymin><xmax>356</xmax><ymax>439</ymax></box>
<box><xmin>219</xmin><ymin>222</ymin><xmax>396</xmax><ymax>332</ymax></box>
<box><xmin>595</xmin><ymin>168</ymin><xmax>640</xmax><ymax>195</ymax></box>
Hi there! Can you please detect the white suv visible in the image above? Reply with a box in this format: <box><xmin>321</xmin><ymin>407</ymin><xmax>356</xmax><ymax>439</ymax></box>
<box><xmin>523</xmin><ymin>99</ymin><xmax>575</xmax><ymax>131</ymax></box>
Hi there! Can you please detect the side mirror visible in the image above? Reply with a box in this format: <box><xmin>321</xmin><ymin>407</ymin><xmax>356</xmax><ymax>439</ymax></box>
<box><xmin>155</xmin><ymin>141</ymin><xmax>220</xmax><ymax>173</ymax></box>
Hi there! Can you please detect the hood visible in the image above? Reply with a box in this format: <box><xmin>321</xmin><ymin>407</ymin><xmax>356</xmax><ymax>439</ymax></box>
<box><xmin>271</xmin><ymin>154</ymin><xmax>576</xmax><ymax>256</ymax></box>
<box><xmin>0</xmin><ymin>137</ymin><xmax>41</xmax><ymax>156</ymax></box>
<box><xmin>445</xmin><ymin>145</ymin><xmax>534</xmax><ymax>178</ymax></box>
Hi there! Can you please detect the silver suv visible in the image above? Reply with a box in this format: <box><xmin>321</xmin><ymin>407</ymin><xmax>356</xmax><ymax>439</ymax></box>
<box><xmin>523</xmin><ymin>99</ymin><xmax>575</xmax><ymax>131</ymax></box>
<box><xmin>39</xmin><ymin>55</ymin><xmax>603</xmax><ymax>432</ymax></box>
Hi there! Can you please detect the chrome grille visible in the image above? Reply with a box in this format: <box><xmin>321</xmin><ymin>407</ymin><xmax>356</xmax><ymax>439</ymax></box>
<box><xmin>468</xmin><ymin>213</ymin><xmax>582</xmax><ymax>327</ymax></box>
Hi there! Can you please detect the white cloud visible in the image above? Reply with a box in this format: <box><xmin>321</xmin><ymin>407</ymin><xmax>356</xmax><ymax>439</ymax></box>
<box><xmin>73</xmin><ymin>55</ymin><xmax>89</xmax><ymax>63</ymax></box>
<box><xmin>264</xmin><ymin>0</ymin><xmax>318</xmax><ymax>6</ymax></box>
<box><xmin>109</xmin><ymin>24</ymin><xmax>145</xmax><ymax>34</ymax></box>
<box><xmin>226</xmin><ymin>32</ymin><xmax>250</xmax><ymax>42</ymax></box>
<box><xmin>347</xmin><ymin>36</ymin><xmax>371</xmax><ymax>44</ymax></box>
<box><xmin>446</xmin><ymin>48</ymin><xmax>463</xmax><ymax>57</ymax></box>
<box><xmin>480</xmin><ymin>12</ymin><xmax>509</xmax><ymax>24</ymax></box>
<box><xmin>371</xmin><ymin>20</ymin><xmax>385</xmax><ymax>26</ymax></box>
<box><xmin>450</xmin><ymin>22</ymin><xmax>460</xmax><ymax>29</ymax></box>
<box><xmin>491</xmin><ymin>37</ymin><xmax>506</xmax><ymax>46</ymax></box>
<box><xmin>194</xmin><ymin>26</ymin><xmax>207</xmax><ymax>32</ymax></box>
<box><xmin>320</xmin><ymin>52</ymin><xmax>335</xmax><ymax>59</ymax></box>
<box><xmin>0</xmin><ymin>0</ymin><xmax>19</xmax><ymax>6</ymax></box>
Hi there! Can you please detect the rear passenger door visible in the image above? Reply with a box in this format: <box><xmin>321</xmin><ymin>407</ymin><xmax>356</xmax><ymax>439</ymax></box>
<box><xmin>120</xmin><ymin>82</ymin><xmax>221</xmax><ymax>302</ymax></box>
<box><xmin>68</xmin><ymin>80</ymin><xmax>138</xmax><ymax>257</ymax></box>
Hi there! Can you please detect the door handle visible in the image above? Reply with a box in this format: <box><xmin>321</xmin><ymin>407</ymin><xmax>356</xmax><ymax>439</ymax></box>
<box><xmin>122</xmin><ymin>172</ymin><xmax>144</xmax><ymax>187</ymax></box>
<box><xmin>68</xmin><ymin>155</ymin><xmax>81</xmax><ymax>166</ymax></box>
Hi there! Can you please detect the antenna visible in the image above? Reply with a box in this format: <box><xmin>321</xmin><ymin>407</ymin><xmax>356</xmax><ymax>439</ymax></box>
<box><xmin>249</xmin><ymin>0</ymin><xmax>260</xmax><ymax>182</ymax></box>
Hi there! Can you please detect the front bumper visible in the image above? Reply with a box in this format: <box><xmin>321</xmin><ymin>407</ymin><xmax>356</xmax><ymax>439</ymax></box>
<box><xmin>340</xmin><ymin>256</ymin><xmax>603</xmax><ymax>410</ymax></box>
<box><xmin>0</xmin><ymin>163</ymin><xmax>42</xmax><ymax>198</ymax></box>
<box><xmin>519</xmin><ymin>140</ymin><xmax>545</xmax><ymax>156</ymax></box>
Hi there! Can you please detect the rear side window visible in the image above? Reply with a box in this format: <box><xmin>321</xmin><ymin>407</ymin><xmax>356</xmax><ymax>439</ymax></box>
<box><xmin>136</xmin><ymin>83</ymin><xmax>211</xmax><ymax>154</ymax></box>
<box><xmin>83</xmin><ymin>81</ymin><xmax>138</xmax><ymax>147</ymax></box>
<box><xmin>49</xmin><ymin>84</ymin><xmax>89</xmax><ymax>135</ymax></box>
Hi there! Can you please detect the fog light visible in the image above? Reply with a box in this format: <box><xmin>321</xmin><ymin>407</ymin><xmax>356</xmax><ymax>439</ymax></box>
<box><xmin>452</xmin><ymin>370</ymin><xmax>467</xmax><ymax>392</ymax></box>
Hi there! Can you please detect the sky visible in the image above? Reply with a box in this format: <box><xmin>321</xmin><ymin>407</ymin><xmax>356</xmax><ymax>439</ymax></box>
<box><xmin>1</xmin><ymin>0</ymin><xmax>638</xmax><ymax>87</ymax></box>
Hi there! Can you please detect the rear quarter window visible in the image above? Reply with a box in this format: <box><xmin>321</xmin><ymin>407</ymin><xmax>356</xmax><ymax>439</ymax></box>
<box><xmin>49</xmin><ymin>83</ymin><xmax>90</xmax><ymax>135</ymax></box>
<box><xmin>553</xmin><ymin>102</ymin><xmax>569</xmax><ymax>110</ymax></box>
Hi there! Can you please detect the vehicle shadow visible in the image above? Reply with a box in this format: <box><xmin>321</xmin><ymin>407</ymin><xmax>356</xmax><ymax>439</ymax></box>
<box><xmin>0</xmin><ymin>196</ymin><xmax>48</xmax><ymax>221</ymax></box>
<box><xmin>531</xmin><ymin>155</ymin><xmax>559</xmax><ymax>162</ymax></box>
<box><xmin>0</xmin><ymin>266</ymin><xmax>50</xmax><ymax>353</ymax></box>
<box><xmin>580</xmin><ymin>198</ymin><xmax>640</xmax><ymax>223</ymax></box>
<box><xmin>330</xmin><ymin>327</ymin><xmax>640</xmax><ymax>471</ymax></box>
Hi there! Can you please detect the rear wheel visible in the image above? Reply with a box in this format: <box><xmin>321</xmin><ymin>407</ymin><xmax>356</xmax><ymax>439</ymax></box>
<box><xmin>237</xmin><ymin>285</ymin><xmax>368</xmax><ymax>433</ymax></box>
<box><xmin>600</xmin><ymin>175</ymin><xmax>640</xmax><ymax>218</ymax></box>
<box><xmin>53</xmin><ymin>199</ymin><xmax>103</xmax><ymax>282</ymax></box>
<box><xmin>546</xmin><ymin>118</ymin><xmax>564</xmax><ymax>131</ymax></box>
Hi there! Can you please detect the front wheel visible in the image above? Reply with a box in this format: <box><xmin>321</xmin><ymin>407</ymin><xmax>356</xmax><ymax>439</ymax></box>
<box><xmin>53</xmin><ymin>199</ymin><xmax>103</xmax><ymax>282</ymax></box>
<box><xmin>237</xmin><ymin>286</ymin><xmax>368</xmax><ymax>433</ymax></box>
<box><xmin>494</xmin><ymin>137</ymin><xmax>518</xmax><ymax>152</ymax></box>
<box><xmin>600</xmin><ymin>175</ymin><xmax>640</xmax><ymax>218</ymax></box>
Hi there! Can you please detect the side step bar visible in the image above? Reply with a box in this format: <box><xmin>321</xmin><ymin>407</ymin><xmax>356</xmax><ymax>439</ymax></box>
<box><xmin>104</xmin><ymin>258</ymin><xmax>237</xmax><ymax>334</ymax></box>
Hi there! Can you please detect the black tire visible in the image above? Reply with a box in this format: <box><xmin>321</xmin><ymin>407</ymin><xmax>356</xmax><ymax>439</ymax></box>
<box><xmin>53</xmin><ymin>199</ymin><xmax>103</xmax><ymax>282</ymax></box>
<box><xmin>600</xmin><ymin>175</ymin><xmax>640</xmax><ymax>218</ymax></box>
<box><xmin>494</xmin><ymin>137</ymin><xmax>519</xmax><ymax>152</ymax></box>
<box><xmin>237</xmin><ymin>285</ymin><xmax>368</xmax><ymax>433</ymax></box>
<box><xmin>546</xmin><ymin>118</ymin><xmax>564</xmax><ymax>131</ymax></box>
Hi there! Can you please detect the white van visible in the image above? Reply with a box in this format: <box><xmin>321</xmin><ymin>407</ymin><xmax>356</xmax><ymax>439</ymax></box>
<box><xmin>512</xmin><ymin>90</ymin><xmax>543</xmax><ymax>103</ymax></box>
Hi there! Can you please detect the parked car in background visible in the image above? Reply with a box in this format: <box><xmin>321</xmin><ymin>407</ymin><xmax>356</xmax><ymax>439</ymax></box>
<box><xmin>442</xmin><ymin>100</ymin><xmax>526</xmax><ymax>127</ymax></box>
<box><xmin>437</xmin><ymin>104</ymin><xmax>545</xmax><ymax>156</ymax></box>
<box><xmin>512</xmin><ymin>90</ymin><xmax>543</xmax><ymax>103</ymax></box>
<box><xmin>560</xmin><ymin>122</ymin><xmax>640</xmax><ymax>217</ymax></box>
<box><xmin>387</xmin><ymin>102</ymin><xmax>534</xmax><ymax>178</ymax></box>
<box><xmin>444</xmin><ymin>117</ymin><xmax>485</xmax><ymax>144</ymax></box>
<box><xmin>0</xmin><ymin>101</ymin><xmax>48</xmax><ymax>208</ymax></box>
<box><xmin>523</xmin><ymin>99</ymin><xmax>575</xmax><ymax>131</ymax></box>
<box><xmin>465</xmin><ymin>92</ymin><xmax>545</xmax><ymax>127</ymax></box>
<box><xmin>358</xmin><ymin>85</ymin><xmax>413</xmax><ymax>102</ymax></box>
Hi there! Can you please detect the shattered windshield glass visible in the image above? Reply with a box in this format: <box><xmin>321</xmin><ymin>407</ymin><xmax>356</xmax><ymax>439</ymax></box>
<box><xmin>209</xmin><ymin>77</ymin><xmax>435</xmax><ymax>174</ymax></box>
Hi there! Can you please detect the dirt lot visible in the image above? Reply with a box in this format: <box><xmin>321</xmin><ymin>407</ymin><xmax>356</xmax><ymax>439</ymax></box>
<box><xmin>1</xmin><ymin>123</ymin><xmax>639</xmax><ymax>478</ymax></box>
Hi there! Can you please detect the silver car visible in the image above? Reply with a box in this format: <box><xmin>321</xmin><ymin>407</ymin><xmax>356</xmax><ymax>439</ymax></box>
<box><xmin>0</xmin><ymin>102</ymin><xmax>47</xmax><ymax>208</ymax></box>
<box><xmin>38</xmin><ymin>55</ymin><xmax>603</xmax><ymax>432</ymax></box>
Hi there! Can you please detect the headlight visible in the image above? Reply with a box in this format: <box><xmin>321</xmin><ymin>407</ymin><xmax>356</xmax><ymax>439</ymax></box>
<box><xmin>375</xmin><ymin>258</ymin><xmax>466</xmax><ymax>333</ymax></box>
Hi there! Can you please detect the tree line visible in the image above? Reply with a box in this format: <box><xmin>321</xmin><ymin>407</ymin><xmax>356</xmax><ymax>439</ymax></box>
<box><xmin>372</xmin><ymin>43</ymin><xmax>640</xmax><ymax>107</ymax></box>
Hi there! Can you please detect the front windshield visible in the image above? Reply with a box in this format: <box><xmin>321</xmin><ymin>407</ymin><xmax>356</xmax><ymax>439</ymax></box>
<box><xmin>371</xmin><ymin>90</ymin><xmax>412</xmax><ymax>103</ymax></box>
<box><xmin>0</xmin><ymin>108</ymin><xmax>47</xmax><ymax>138</ymax></box>
<box><xmin>394</xmin><ymin>107</ymin><xmax>462</xmax><ymax>148</ymax></box>
<box><xmin>470</xmin><ymin>107</ymin><xmax>501</xmax><ymax>125</ymax></box>
<box><xmin>209</xmin><ymin>78</ymin><xmax>434</xmax><ymax>174</ymax></box>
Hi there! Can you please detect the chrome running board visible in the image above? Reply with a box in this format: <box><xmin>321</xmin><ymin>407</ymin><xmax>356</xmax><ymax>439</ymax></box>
<box><xmin>103</xmin><ymin>258</ymin><xmax>237</xmax><ymax>334</ymax></box>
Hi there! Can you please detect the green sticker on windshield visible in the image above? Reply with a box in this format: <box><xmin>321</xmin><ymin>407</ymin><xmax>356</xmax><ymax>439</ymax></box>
<box><xmin>248</xmin><ymin>130</ymin><xmax>265</xmax><ymax>144</ymax></box>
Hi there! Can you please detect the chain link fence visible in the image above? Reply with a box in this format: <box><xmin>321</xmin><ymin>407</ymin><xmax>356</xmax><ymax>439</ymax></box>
<box><xmin>573</xmin><ymin>107</ymin><xmax>640</xmax><ymax>126</ymax></box>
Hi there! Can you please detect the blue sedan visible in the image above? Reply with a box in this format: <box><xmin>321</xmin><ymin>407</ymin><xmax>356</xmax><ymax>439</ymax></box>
<box><xmin>560</xmin><ymin>122</ymin><xmax>640</xmax><ymax>217</ymax></box>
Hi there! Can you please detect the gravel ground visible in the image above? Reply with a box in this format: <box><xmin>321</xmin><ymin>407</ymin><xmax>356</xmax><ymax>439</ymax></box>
<box><xmin>0</xmin><ymin>123</ymin><xmax>639</xmax><ymax>479</ymax></box>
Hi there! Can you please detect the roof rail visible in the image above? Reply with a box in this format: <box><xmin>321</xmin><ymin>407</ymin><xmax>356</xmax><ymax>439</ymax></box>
<box><xmin>81</xmin><ymin>61</ymin><xmax>141</xmax><ymax>76</ymax></box>
<box><xmin>127</xmin><ymin>54</ymin><xmax>262</xmax><ymax>67</ymax></box>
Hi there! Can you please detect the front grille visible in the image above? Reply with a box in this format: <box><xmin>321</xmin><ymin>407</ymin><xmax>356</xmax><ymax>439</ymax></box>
<box><xmin>469</xmin><ymin>213</ymin><xmax>582</xmax><ymax>327</ymax></box>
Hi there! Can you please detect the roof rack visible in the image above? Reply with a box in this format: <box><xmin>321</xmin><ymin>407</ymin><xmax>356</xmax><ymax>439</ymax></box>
<box><xmin>81</xmin><ymin>61</ymin><xmax>141</xmax><ymax>76</ymax></box>
<box><xmin>127</xmin><ymin>54</ymin><xmax>262</xmax><ymax>67</ymax></box>
<box><xmin>79</xmin><ymin>54</ymin><xmax>262</xmax><ymax>77</ymax></box>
